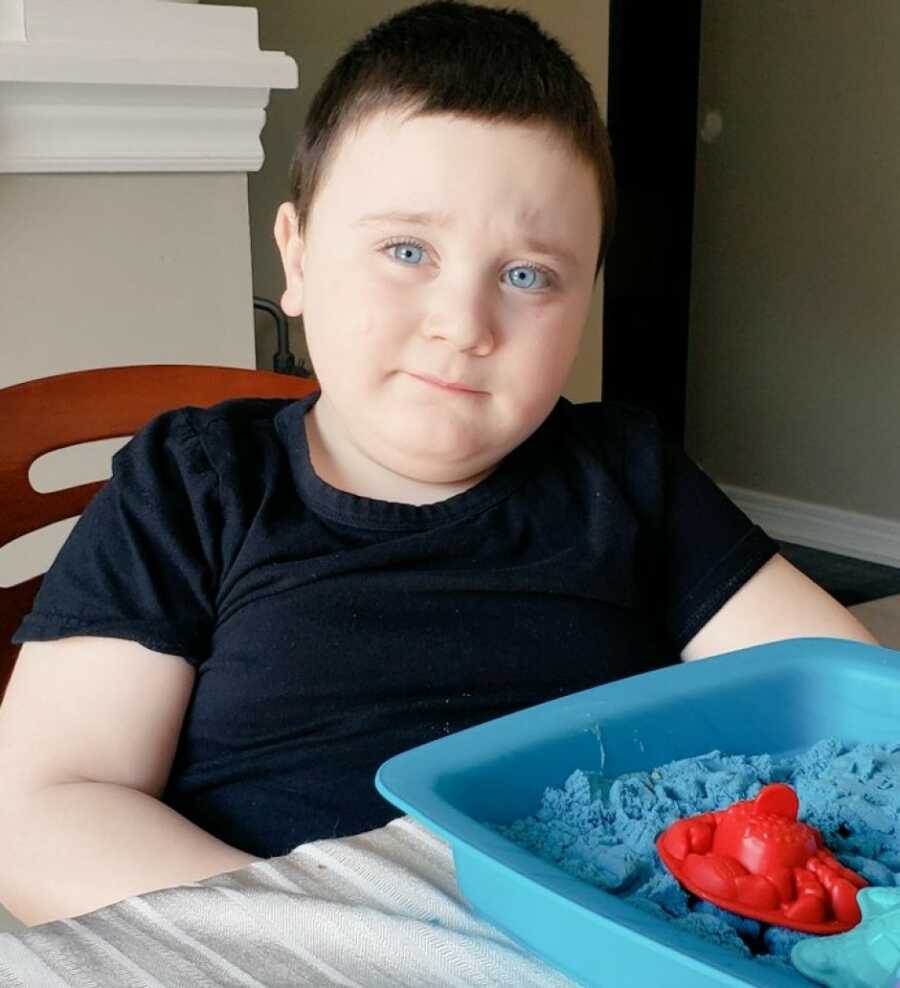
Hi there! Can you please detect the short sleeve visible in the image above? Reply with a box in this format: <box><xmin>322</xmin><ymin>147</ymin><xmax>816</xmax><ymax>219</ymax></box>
<box><xmin>12</xmin><ymin>408</ymin><xmax>222</xmax><ymax>666</ymax></box>
<box><xmin>594</xmin><ymin>402</ymin><xmax>780</xmax><ymax>654</ymax></box>
<box><xmin>657</xmin><ymin>436</ymin><xmax>779</xmax><ymax>652</ymax></box>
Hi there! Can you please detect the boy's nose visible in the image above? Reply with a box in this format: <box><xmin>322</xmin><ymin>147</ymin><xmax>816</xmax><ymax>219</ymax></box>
<box><xmin>422</xmin><ymin>285</ymin><xmax>496</xmax><ymax>355</ymax></box>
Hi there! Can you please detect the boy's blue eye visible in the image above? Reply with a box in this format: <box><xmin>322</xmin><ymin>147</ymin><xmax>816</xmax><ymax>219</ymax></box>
<box><xmin>389</xmin><ymin>243</ymin><xmax>425</xmax><ymax>265</ymax></box>
<box><xmin>384</xmin><ymin>240</ymin><xmax>552</xmax><ymax>291</ymax></box>
<box><xmin>507</xmin><ymin>267</ymin><xmax>541</xmax><ymax>290</ymax></box>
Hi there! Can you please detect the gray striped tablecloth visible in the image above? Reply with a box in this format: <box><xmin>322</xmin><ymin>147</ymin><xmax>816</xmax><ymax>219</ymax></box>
<box><xmin>0</xmin><ymin>816</ymin><xmax>579</xmax><ymax>987</ymax></box>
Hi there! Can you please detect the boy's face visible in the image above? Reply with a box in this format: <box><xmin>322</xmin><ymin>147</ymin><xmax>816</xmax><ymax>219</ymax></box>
<box><xmin>275</xmin><ymin>109</ymin><xmax>601</xmax><ymax>493</ymax></box>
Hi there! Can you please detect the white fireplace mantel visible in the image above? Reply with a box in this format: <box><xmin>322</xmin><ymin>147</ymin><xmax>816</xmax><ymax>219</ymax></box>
<box><xmin>0</xmin><ymin>0</ymin><xmax>299</xmax><ymax>172</ymax></box>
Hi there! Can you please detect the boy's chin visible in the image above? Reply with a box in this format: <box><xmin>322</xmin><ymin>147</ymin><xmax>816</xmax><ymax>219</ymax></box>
<box><xmin>385</xmin><ymin>421</ymin><xmax>500</xmax><ymax>471</ymax></box>
<box><xmin>378</xmin><ymin>433</ymin><xmax>499</xmax><ymax>488</ymax></box>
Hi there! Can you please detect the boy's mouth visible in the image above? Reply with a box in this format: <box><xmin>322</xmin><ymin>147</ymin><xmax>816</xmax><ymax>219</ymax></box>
<box><xmin>407</xmin><ymin>372</ymin><xmax>486</xmax><ymax>395</ymax></box>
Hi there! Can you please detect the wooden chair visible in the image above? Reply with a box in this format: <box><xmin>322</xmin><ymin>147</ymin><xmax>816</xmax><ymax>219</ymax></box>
<box><xmin>0</xmin><ymin>365</ymin><xmax>317</xmax><ymax>699</ymax></box>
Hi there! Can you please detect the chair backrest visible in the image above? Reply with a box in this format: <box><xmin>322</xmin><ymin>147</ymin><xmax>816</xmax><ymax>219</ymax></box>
<box><xmin>0</xmin><ymin>364</ymin><xmax>318</xmax><ymax>699</ymax></box>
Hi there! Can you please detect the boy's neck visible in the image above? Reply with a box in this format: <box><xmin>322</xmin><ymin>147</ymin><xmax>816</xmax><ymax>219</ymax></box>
<box><xmin>302</xmin><ymin>400</ymin><xmax>493</xmax><ymax>506</ymax></box>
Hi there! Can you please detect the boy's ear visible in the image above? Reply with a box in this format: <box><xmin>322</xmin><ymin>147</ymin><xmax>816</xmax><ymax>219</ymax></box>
<box><xmin>274</xmin><ymin>201</ymin><xmax>305</xmax><ymax>317</ymax></box>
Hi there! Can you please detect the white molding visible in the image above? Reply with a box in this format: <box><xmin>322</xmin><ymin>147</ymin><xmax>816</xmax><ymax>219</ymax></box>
<box><xmin>721</xmin><ymin>482</ymin><xmax>900</xmax><ymax>568</ymax></box>
<box><xmin>0</xmin><ymin>0</ymin><xmax>298</xmax><ymax>173</ymax></box>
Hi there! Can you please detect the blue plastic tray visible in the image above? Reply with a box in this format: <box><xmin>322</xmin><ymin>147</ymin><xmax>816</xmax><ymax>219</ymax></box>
<box><xmin>375</xmin><ymin>637</ymin><xmax>900</xmax><ymax>987</ymax></box>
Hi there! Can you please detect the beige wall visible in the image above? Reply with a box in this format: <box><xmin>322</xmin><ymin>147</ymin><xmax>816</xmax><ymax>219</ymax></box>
<box><xmin>205</xmin><ymin>0</ymin><xmax>610</xmax><ymax>402</ymax></box>
<box><xmin>0</xmin><ymin>172</ymin><xmax>256</xmax><ymax>590</ymax></box>
<box><xmin>688</xmin><ymin>2</ymin><xmax>900</xmax><ymax>520</ymax></box>
<box><xmin>0</xmin><ymin>172</ymin><xmax>255</xmax><ymax>388</ymax></box>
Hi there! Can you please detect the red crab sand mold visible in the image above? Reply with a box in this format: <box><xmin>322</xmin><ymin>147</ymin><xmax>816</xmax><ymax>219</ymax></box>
<box><xmin>655</xmin><ymin>782</ymin><xmax>868</xmax><ymax>934</ymax></box>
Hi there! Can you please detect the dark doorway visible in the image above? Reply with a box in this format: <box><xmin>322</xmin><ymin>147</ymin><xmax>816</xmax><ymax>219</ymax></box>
<box><xmin>602</xmin><ymin>1</ymin><xmax>703</xmax><ymax>446</ymax></box>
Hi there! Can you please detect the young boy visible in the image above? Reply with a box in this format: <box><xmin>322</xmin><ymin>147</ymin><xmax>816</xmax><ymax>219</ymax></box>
<box><xmin>0</xmin><ymin>0</ymin><xmax>876</xmax><ymax>926</ymax></box>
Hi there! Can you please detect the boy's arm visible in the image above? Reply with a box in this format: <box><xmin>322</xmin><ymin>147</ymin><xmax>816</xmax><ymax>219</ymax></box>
<box><xmin>0</xmin><ymin>637</ymin><xmax>259</xmax><ymax>926</ymax></box>
<box><xmin>680</xmin><ymin>553</ymin><xmax>879</xmax><ymax>662</ymax></box>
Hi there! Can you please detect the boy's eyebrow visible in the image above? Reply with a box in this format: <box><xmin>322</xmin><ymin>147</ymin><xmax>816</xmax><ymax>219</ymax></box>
<box><xmin>356</xmin><ymin>209</ymin><xmax>452</xmax><ymax>228</ymax></box>
<box><xmin>355</xmin><ymin>209</ymin><xmax>579</xmax><ymax>267</ymax></box>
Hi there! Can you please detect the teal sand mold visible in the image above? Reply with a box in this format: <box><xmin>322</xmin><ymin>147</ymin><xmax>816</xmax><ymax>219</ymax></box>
<box><xmin>791</xmin><ymin>886</ymin><xmax>900</xmax><ymax>988</ymax></box>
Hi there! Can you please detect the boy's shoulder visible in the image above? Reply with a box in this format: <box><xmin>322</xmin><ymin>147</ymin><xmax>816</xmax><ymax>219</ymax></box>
<box><xmin>180</xmin><ymin>394</ymin><xmax>305</xmax><ymax>438</ymax></box>
<box><xmin>556</xmin><ymin>396</ymin><xmax>665</xmax><ymax>452</ymax></box>
<box><xmin>550</xmin><ymin>398</ymin><xmax>672</xmax><ymax>495</ymax></box>
<box><xmin>565</xmin><ymin>396</ymin><xmax>659</xmax><ymax>426</ymax></box>
<box><xmin>131</xmin><ymin>393</ymin><xmax>305</xmax><ymax>436</ymax></box>
<box><xmin>117</xmin><ymin>394</ymin><xmax>312</xmax><ymax>481</ymax></box>
<box><xmin>181</xmin><ymin>394</ymin><xmax>312</xmax><ymax>469</ymax></box>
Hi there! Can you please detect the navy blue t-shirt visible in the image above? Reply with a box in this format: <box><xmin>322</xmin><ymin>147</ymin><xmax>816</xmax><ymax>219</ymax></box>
<box><xmin>13</xmin><ymin>393</ymin><xmax>778</xmax><ymax>856</ymax></box>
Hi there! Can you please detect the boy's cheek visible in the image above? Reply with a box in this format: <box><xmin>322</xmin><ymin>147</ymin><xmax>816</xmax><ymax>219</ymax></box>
<box><xmin>361</xmin><ymin>268</ymin><xmax>420</xmax><ymax>308</ymax></box>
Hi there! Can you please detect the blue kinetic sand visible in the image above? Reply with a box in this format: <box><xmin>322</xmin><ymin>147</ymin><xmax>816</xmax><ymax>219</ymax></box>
<box><xmin>495</xmin><ymin>739</ymin><xmax>897</xmax><ymax>965</ymax></box>
<box><xmin>791</xmin><ymin>887</ymin><xmax>900</xmax><ymax>988</ymax></box>
<box><xmin>375</xmin><ymin>638</ymin><xmax>900</xmax><ymax>988</ymax></box>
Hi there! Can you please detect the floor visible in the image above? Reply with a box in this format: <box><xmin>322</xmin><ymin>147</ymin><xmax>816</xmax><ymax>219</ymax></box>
<box><xmin>0</xmin><ymin>904</ymin><xmax>20</xmax><ymax>933</ymax></box>
<box><xmin>847</xmin><ymin>593</ymin><xmax>900</xmax><ymax>648</ymax></box>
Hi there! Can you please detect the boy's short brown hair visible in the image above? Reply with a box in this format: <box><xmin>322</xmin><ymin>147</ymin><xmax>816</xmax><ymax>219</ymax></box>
<box><xmin>288</xmin><ymin>0</ymin><xmax>616</xmax><ymax>279</ymax></box>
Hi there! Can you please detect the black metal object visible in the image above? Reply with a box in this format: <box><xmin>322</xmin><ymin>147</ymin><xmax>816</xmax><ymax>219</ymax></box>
<box><xmin>602</xmin><ymin>0</ymin><xmax>703</xmax><ymax>445</ymax></box>
<box><xmin>253</xmin><ymin>296</ymin><xmax>313</xmax><ymax>378</ymax></box>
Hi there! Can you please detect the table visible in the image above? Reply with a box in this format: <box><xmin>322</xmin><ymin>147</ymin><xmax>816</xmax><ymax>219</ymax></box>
<box><xmin>0</xmin><ymin>816</ymin><xmax>579</xmax><ymax>987</ymax></box>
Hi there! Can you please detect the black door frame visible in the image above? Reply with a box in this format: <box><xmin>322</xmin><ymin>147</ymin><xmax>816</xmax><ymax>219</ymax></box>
<box><xmin>601</xmin><ymin>0</ymin><xmax>703</xmax><ymax>446</ymax></box>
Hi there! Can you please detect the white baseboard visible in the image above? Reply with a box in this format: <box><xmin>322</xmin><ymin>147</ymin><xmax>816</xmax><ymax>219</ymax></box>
<box><xmin>721</xmin><ymin>484</ymin><xmax>900</xmax><ymax>569</ymax></box>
